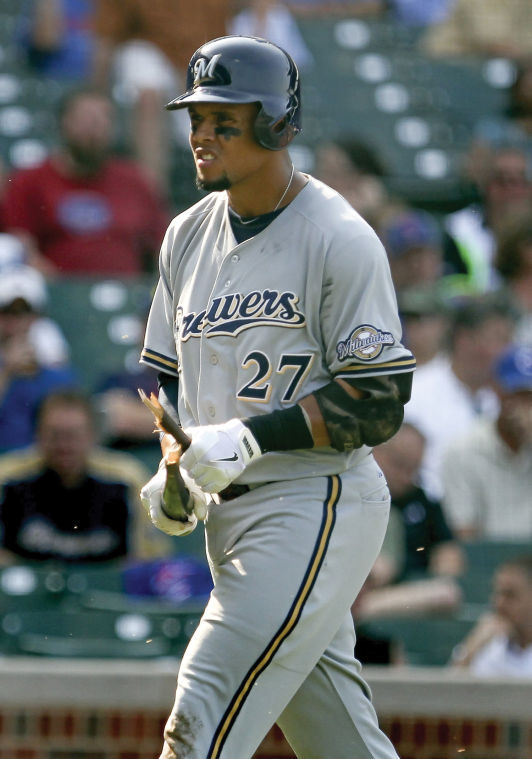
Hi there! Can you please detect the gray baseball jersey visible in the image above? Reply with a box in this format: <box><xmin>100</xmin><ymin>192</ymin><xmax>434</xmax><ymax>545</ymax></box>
<box><xmin>141</xmin><ymin>175</ymin><xmax>415</xmax><ymax>483</ymax></box>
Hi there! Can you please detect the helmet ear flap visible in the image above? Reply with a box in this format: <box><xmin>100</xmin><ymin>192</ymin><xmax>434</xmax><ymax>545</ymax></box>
<box><xmin>254</xmin><ymin>111</ymin><xmax>295</xmax><ymax>150</ymax></box>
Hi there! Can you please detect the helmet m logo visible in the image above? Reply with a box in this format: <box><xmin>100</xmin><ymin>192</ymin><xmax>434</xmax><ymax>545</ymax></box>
<box><xmin>194</xmin><ymin>54</ymin><xmax>222</xmax><ymax>85</ymax></box>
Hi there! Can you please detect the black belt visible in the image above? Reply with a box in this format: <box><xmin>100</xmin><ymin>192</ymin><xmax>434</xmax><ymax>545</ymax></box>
<box><xmin>218</xmin><ymin>483</ymin><xmax>251</xmax><ymax>502</ymax></box>
<box><xmin>215</xmin><ymin>481</ymin><xmax>273</xmax><ymax>502</ymax></box>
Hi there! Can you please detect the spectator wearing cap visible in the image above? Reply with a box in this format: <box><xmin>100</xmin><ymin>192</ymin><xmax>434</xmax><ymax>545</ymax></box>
<box><xmin>0</xmin><ymin>266</ymin><xmax>71</xmax><ymax>369</ymax></box>
<box><xmin>441</xmin><ymin>343</ymin><xmax>532</xmax><ymax>541</ymax></box>
<box><xmin>380</xmin><ymin>208</ymin><xmax>444</xmax><ymax>295</ymax></box>
<box><xmin>0</xmin><ymin>234</ymin><xmax>27</xmax><ymax>271</ymax></box>
<box><xmin>0</xmin><ymin>269</ymin><xmax>78</xmax><ymax>453</ymax></box>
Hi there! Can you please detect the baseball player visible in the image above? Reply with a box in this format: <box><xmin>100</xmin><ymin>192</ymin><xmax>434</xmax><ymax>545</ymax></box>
<box><xmin>140</xmin><ymin>35</ymin><xmax>415</xmax><ymax>759</ymax></box>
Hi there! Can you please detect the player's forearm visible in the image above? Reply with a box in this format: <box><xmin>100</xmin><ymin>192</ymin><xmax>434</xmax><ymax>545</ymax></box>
<box><xmin>298</xmin><ymin>393</ymin><xmax>330</xmax><ymax>447</ymax></box>
<box><xmin>244</xmin><ymin>403</ymin><xmax>315</xmax><ymax>452</ymax></box>
<box><xmin>244</xmin><ymin>380</ymin><xmax>366</xmax><ymax>452</ymax></box>
<box><xmin>299</xmin><ymin>379</ymin><xmax>367</xmax><ymax>446</ymax></box>
<box><xmin>244</xmin><ymin>374</ymin><xmax>407</xmax><ymax>454</ymax></box>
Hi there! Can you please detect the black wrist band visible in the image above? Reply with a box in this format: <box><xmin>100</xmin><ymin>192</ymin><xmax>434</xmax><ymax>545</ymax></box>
<box><xmin>243</xmin><ymin>405</ymin><xmax>314</xmax><ymax>453</ymax></box>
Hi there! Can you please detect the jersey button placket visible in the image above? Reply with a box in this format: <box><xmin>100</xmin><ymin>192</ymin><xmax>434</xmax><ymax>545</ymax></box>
<box><xmin>197</xmin><ymin>253</ymin><xmax>239</xmax><ymax>423</ymax></box>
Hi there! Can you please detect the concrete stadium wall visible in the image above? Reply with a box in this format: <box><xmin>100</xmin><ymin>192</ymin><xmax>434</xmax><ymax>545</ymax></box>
<box><xmin>0</xmin><ymin>659</ymin><xmax>531</xmax><ymax>758</ymax></box>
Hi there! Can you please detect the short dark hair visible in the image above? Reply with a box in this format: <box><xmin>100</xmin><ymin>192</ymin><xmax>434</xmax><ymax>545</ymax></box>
<box><xmin>36</xmin><ymin>390</ymin><xmax>96</xmax><ymax>429</ymax></box>
<box><xmin>499</xmin><ymin>555</ymin><xmax>532</xmax><ymax>583</ymax></box>
<box><xmin>56</xmin><ymin>85</ymin><xmax>111</xmax><ymax>124</ymax></box>
<box><xmin>334</xmin><ymin>137</ymin><xmax>388</xmax><ymax>177</ymax></box>
<box><xmin>448</xmin><ymin>294</ymin><xmax>516</xmax><ymax>345</ymax></box>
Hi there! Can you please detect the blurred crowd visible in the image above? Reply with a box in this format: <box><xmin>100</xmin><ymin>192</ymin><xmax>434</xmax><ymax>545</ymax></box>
<box><xmin>0</xmin><ymin>0</ymin><xmax>531</xmax><ymax>675</ymax></box>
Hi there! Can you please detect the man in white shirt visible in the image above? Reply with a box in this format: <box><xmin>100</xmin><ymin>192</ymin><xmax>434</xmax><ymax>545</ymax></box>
<box><xmin>404</xmin><ymin>296</ymin><xmax>514</xmax><ymax>499</ymax></box>
<box><xmin>453</xmin><ymin>556</ymin><xmax>532</xmax><ymax>678</ymax></box>
<box><xmin>441</xmin><ymin>343</ymin><xmax>532</xmax><ymax>540</ymax></box>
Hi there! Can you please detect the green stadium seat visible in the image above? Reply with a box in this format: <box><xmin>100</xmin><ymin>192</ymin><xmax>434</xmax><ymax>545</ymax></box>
<box><xmin>0</xmin><ymin>564</ymin><xmax>73</xmax><ymax>613</ymax></box>
<box><xmin>63</xmin><ymin>561</ymin><xmax>208</xmax><ymax>621</ymax></box>
<box><xmin>291</xmin><ymin>16</ymin><xmax>513</xmax><ymax>209</ymax></box>
<box><xmin>360</xmin><ymin>615</ymin><xmax>476</xmax><ymax>666</ymax></box>
<box><xmin>0</xmin><ymin>606</ymin><xmax>201</xmax><ymax>658</ymax></box>
<box><xmin>459</xmin><ymin>541</ymin><xmax>530</xmax><ymax>606</ymax></box>
<box><xmin>45</xmin><ymin>277</ymin><xmax>155</xmax><ymax>394</ymax></box>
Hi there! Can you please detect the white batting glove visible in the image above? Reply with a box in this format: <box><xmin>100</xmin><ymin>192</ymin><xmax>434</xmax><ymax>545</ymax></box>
<box><xmin>180</xmin><ymin>419</ymin><xmax>262</xmax><ymax>493</ymax></box>
<box><xmin>140</xmin><ymin>460</ymin><xmax>210</xmax><ymax>536</ymax></box>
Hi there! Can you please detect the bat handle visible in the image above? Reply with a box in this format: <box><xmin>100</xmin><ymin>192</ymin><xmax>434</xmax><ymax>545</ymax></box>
<box><xmin>138</xmin><ymin>388</ymin><xmax>191</xmax><ymax>450</ymax></box>
<box><xmin>166</xmin><ymin>424</ymin><xmax>191</xmax><ymax>451</ymax></box>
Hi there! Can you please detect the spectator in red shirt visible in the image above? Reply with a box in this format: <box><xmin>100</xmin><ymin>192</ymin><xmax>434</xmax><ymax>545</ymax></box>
<box><xmin>3</xmin><ymin>87</ymin><xmax>170</xmax><ymax>277</ymax></box>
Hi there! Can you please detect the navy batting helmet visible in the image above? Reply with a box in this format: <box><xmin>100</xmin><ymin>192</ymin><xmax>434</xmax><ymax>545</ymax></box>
<box><xmin>166</xmin><ymin>35</ymin><xmax>301</xmax><ymax>151</ymax></box>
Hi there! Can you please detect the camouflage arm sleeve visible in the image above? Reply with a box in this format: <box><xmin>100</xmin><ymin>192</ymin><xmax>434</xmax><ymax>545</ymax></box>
<box><xmin>313</xmin><ymin>372</ymin><xmax>413</xmax><ymax>452</ymax></box>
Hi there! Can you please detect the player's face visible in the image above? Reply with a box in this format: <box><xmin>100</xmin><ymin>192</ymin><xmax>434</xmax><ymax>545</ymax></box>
<box><xmin>188</xmin><ymin>103</ymin><xmax>268</xmax><ymax>192</ymax></box>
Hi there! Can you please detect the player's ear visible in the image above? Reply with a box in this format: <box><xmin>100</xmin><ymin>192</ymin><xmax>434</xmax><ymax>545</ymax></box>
<box><xmin>272</xmin><ymin>117</ymin><xmax>287</xmax><ymax>134</ymax></box>
<box><xmin>271</xmin><ymin>117</ymin><xmax>295</xmax><ymax>148</ymax></box>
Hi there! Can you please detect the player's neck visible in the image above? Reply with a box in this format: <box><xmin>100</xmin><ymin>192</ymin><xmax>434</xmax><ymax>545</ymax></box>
<box><xmin>227</xmin><ymin>163</ymin><xmax>305</xmax><ymax>219</ymax></box>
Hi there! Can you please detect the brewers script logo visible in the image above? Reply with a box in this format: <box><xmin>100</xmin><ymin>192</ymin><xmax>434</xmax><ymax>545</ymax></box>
<box><xmin>336</xmin><ymin>324</ymin><xmax>394</xmax><ymax>361</ymax></box>
<box><xmin>177</xmin><ymin>290</ymin><xmax>306</xmax><ymax>340</ymax></box>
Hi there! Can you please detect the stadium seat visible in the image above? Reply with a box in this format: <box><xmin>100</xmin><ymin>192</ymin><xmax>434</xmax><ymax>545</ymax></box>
<box><xmin>459</xmin><ymin>541</ymin><xmax>530</xmax><ymax>606</ymax></box>
<box><xmin>290</xmin><ymin>16</ymin><xmax>513</xmax><ymax>210</ymax></box>
<box><xmin>45</xmin><ymin>277</ymin><xmax>154</xmax><ymax>394</ymax></box>
<box><xmin>63</xmin><ymin>559</ymin><xmax>209</xmax><ymax>619</ymax></box>
<box><xmin>0</xmin><ymin>606</ymin><xmax>201</xmax><ymax>658</ymax></box>
<box><xmin>359</xmin><ymin>615</ymin><xmax>476</xmax><ymax>667</ymax></box>
<box><xmin>0</xmin><ymin>564</ymin><xmax>73</xmax><ymax>613</ymax></box>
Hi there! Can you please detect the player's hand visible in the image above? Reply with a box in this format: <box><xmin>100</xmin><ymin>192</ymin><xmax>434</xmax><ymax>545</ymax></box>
<box><xmin>140</xmin><ymin>459</ymin><xmax>210</xmax><ymax>536</ymax></box>
<box><xmin>180</xmin><ymin>419</ymin><xmax>262</xmax><ymax>493</ymax></box>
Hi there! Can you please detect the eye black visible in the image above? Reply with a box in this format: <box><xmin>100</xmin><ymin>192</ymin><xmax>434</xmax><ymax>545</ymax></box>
<box><xmin>215</xmin><ymin>125</ymin><xmax>242</xmax><ymax>139</ymax></box>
